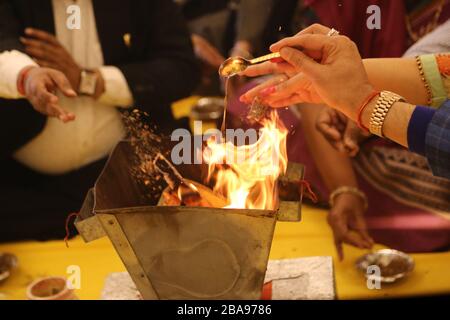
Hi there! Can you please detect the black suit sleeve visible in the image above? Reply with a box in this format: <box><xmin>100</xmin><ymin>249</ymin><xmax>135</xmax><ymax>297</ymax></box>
<box><xmin>117</xmin><ymin>0</ymin><xmax>200</xmax><ymax>115</ymax></box>
<box><xmin>0</xmin><ymin>0</ymin><xmax>46</xmax><ymax>157</ymax></box>
<box><xmin>0</xmin><ymin>0</ymin><xmax>24</xmax><ymax>51</ymax></box>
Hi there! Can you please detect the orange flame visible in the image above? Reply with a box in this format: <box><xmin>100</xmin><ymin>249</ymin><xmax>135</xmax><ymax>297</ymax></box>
<box><xmin>203</xmin><ymin>111</ymin><xmax>288</xmax><ymax>210</ymax></box>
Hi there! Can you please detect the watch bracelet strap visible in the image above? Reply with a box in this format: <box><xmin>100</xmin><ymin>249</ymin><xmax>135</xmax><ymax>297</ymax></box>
<box><xmin>369</xmin><ymin>91</ymin><xmax>405</xmax><ymax>137</ymax></box>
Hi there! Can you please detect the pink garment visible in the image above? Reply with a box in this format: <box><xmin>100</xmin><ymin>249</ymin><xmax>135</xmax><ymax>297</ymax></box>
<box><xmin>304</xmin><ymin>0</ymin><xmax>408</xmax><ymax>58</ymax></box>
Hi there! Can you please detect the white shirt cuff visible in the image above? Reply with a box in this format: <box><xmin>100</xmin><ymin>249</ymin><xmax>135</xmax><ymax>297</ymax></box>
<box><xmin>0</xmin><ymin>50</ymin><xmax>37</xmax><ymax>99</ymax></box>
<box><xmin>98</xmin><ymin>66</ymin><xmax>134</xmax><ymax>107</ymax></box>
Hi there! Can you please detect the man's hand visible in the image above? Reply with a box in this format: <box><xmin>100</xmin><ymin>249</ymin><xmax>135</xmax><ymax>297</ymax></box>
<box><xmin>22</xmin><ymin>67</ymin><xmax>77</xmax><ymax>122</ymax></box>
<box><xmin>191</xmin><ymin>34</ymin><xmax>225</xmax><ymax>68</ymax></box>
<box><xmin>328</xmin><ymin>193</ymin><xmax>374</xmax><ymax>260</ymax></box>
<box><xmin>230</xmin><ymin>40</ymin><xmax>253</xmax><ymax>60</ymax></box>
<box><xmin>21</xmin><ymin>28</ymin><xmax>82</xmax><ymax>90</ymax></box>
<box><xmin>316</xmin><ymin>107</ymin><xmax>371</xmax><ymax>157</ymax></box>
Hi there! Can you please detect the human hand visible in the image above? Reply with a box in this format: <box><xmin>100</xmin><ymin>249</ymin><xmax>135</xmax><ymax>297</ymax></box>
<box><xmin>191</xmin><ymin>34</ymin><xmax>225</xmax><ymax>68</ymax></box>
<box><xmin>241</xmin><ymin>24</ymin><xmax>374</xmax><ymax>120</ymax></box>
<box><xmin>239</xmin><ymin>24</ymin><xmax>330</xmax><ymax>105</ymax></box>
<box><xmin>21</xmin><ymin>67</ymin><xmax>77</xmax><ymax>122</ymax></box>
<box><xmin>230</xmin><ymin>40</ymin><xmax>253</xmax><ymax>59</ymax></box>
<box><xmin>316</xmin><ymin>107</ymin><xmax>371</xmax><ymax>157</ymax></box>
<box><xmin>328</xmin><ymin>192</ymin><xmax>374</xmax><ymax>260</ymax></box>
<box><xmin>21</xmin><ymin>28</ymin><xmax>82</xmax><ymax>90</ymax></box>
<box><xmin>240</xmin><ymin>24</ymin><xmax>330</xmax><ymax>79</ymax></box>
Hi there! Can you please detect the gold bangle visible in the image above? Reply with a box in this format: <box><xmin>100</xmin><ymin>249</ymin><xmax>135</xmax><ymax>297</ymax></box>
<box><xmin>329</xmin><ymin>186</ymin><xmax>368</xmax><ymax>210</ymax></box>
<box><xmin>415</xmin><ymin>56</ymin><xmax>433</xmax><ymax>105</ymax></box>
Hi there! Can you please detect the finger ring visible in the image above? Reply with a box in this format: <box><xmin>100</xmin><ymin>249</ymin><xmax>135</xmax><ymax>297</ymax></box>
<box><xmin>327</xmin><ymin>28</ymin><xmax>340</xmax><ymax>37</ymax></box>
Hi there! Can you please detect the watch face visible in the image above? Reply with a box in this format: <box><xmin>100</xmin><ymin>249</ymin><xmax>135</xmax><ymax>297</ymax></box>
<box><xmin>79</xmin><ymin>70</ymin><xmax>98</xmax><ymax>95</ymax></box>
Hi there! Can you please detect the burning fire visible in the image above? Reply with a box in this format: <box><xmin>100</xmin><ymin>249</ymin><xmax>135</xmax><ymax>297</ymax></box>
<box><xmin>203</xmin><ymin>110</ymin><xmax>288</xmax><ymax>210</ymax></box>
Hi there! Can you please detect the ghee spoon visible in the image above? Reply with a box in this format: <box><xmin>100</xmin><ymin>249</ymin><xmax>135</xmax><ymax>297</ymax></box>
<box><xmin>218</xmin><ymin>52</ymin><xmax>282</xmax><ymax>78</ymax></box>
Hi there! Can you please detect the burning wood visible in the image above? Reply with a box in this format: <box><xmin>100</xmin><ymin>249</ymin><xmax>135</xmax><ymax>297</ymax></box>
<box><xmin>153</xmin><ymin>153</ymin><xmax>185</xmax><ymax>191</ymax></box>
<box><xmin>154</xmin><ymin>153</ymin><xmax>228</xmax><ymax>208</ymax></box>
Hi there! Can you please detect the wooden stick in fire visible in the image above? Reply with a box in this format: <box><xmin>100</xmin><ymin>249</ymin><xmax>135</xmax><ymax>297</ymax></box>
<box><xmin>153</xmin><ymin>153</ymin><xmax>227</xmax><ymax>207</ymax></box>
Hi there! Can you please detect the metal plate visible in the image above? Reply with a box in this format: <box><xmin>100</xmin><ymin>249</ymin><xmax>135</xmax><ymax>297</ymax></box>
<box><xmin>355</xmin><ymin>249</ymin><xmax>415</xmax><ymax>283</ymax></box>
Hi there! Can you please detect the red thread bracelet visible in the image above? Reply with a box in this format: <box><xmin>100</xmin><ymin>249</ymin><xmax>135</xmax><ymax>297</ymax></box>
<box><xmin>17</xmin><ymin>66</ymin><xmax>36</xmax><ymax>96</ymax></box>
<box><xmin>356</xmin><ymin>90</ymin><xmax>380</xmax><ymax>131</ymax></box>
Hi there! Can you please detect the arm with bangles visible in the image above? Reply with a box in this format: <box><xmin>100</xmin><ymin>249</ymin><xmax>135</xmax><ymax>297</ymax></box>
<box><xmin>318</xmin><ymin>55</ymin><xmax>447</xmax><ymax>156</ymax></box>
<box><xmin>350</xmin><ymin>53</ymin><xmax>449</xmax><ymax>153</ymax></box>
<box><xmin>240</xmin><ymin>27</ymin><xmax>449</xmax><ymax>177</ymax></box>
<box><xmin>301</xmin><ymin>104</ymin><xmax>373</xmax><ymax>260</ymax></box>
<box><xmin>297</xmin><ymin>56</ymin><xmax>436</xmax><ymax>259</ymax></box>
<box><xmin>363</xmin><ymin>58</ymin><xmax>430</xmax><ymax>106</ymax></box>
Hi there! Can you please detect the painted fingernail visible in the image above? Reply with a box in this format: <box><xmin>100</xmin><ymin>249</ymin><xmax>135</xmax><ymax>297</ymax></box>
<box><xmin>239</xmin><ymin>95</ymin><xmax>249</xmax><ymax>103</ymax></box>
<box><xmin>270</xmin><ymin>57</ymin><xmax>284</xmax><ymax>63</ymax></box>
<box><xmin>260</xmin><ymin>86</ymin><xmax>276</xmax><ymax>97</ymax></box>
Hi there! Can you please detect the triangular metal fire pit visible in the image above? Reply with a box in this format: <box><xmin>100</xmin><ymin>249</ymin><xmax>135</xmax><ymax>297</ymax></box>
<box><xmin>75</xmin><ymin>140</ymin><xmax>304</xmax><ymax>300</ymax></box>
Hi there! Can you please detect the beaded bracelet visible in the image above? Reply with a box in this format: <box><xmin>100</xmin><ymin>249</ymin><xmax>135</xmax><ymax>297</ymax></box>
<box><xmin>415</xmin><ymin>55</ymin><xmax>433</xmax><ymax>106</ymax></box>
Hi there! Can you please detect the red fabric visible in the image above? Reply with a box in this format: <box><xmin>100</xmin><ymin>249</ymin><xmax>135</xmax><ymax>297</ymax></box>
<box><xmin>304</xmin><ymin>0</ymin><xmax>408</xmax><ymax>58</ymax></box>
<box><xmin>261</xmin><ymin>281</ymin><xmax>273</xmax><ymax>300</ymax></box>
<box><xmin>437</xmin><ymin>53</ymin><xmax>450</xmax><ymax>75</ymax></box>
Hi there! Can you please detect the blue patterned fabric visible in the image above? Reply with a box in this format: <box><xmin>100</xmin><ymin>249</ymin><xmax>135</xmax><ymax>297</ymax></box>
<box><xmin>425</xmin><ymin>99</ymin><xmax>450</xmax><ymax>179</ymax></box>
<box><xmin>408</xmin><ymin>106</ymin><xmax>436</xmax><ymax>156</ymax></box>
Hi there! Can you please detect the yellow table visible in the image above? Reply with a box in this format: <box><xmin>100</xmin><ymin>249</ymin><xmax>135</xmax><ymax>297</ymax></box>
<box><xmin>1</xmin><ymin>206</ymin><xmax>449</xmax><ymax>300</ymax></box>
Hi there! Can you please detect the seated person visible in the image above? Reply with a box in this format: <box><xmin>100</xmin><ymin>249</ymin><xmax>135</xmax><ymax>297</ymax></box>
<box><xmin>0</xmin><ymin>0</ymin><xmax>200</xmax><ymax>242</ymax></box>
<box><xmin>178</xmin><ymin>0</ymin><xmax>273</xmax><ymax>94</ymax></box>
<box><xmin>225</xmin><ymin>3</ymin><xmax>449</xmax><ymax>258</ymax></box>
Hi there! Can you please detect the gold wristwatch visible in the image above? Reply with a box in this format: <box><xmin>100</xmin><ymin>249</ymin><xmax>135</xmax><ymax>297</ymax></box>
<box><xmin>369</xmin><ymin>91</ymin><xmax>405</xmax><ymax>137</ymax></box>
<box><xmin>78</xmin><ymin>69</ymin><xmax>99</xmax><ymax>96</ymax></box>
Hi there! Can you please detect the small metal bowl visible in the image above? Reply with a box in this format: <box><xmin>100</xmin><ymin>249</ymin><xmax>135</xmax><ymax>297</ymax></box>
<box><xmin>191</xmin><ymin>97</ymin><xmax>224</xmax><ymax>121</ymax></box>
<box><xmin>355</xmin><ymin>249</ymin><xmax>414</xmax><ymax>283</ymax></box>
<box><xmin>0</xmin><ymin>253</ymin><xmax>18</xmax><ymax>283</ymax></box>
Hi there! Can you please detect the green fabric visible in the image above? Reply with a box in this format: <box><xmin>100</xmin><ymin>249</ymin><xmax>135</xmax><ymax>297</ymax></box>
<box><xmin>420</xmin><ymin>54</ymin><xmax>447</xmax><ymax>108</ymax></box>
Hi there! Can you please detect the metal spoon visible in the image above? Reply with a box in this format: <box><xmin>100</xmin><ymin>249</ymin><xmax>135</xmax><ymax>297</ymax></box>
<box><xmin>219</xmin><ymin>52</ymin><xmax>282</xmax><ymax>78</ymax></box>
